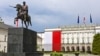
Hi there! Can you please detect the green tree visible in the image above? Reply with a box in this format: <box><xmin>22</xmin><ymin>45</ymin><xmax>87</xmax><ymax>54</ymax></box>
<box><xmin>92</xmin><ymin>33</ymin><xmax>100</xmax><ymax>55</ymax></box>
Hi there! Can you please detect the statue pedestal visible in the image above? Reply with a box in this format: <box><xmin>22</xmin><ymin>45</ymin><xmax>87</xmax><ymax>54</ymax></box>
<box><xmin>7</xmin><ymin>28</ymin><xmax>43</xmax><ymax>56</ymax></box>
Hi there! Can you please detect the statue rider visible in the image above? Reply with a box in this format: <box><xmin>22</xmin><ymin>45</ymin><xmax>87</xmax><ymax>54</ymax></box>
<box><xmin>22</xmin><ymin>1</ymin><xmax>28</xmax><ymax>21</ymax></box>
<box><xmin>12</xmin><ymin>1</ymin><xmax>28</xmax><ymax>24</ymax></box>
<box><xmin>13</xmin><ymin>1</ymin><xmax>28</xmax><ymax>20</ymax></box>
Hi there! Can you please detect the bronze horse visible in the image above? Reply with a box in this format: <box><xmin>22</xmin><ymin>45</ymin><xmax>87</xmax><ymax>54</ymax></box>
<box><xmin>14</xmin><ymin>4</ymin><xmax>32</xmax><ymax>28</ymax></box>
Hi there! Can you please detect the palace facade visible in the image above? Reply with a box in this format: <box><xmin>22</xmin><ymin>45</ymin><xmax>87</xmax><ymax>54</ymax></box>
<box><xmin>39</xmin><ymin>24</ymin><xmax>100</xmax><ymax>52</ymax></box>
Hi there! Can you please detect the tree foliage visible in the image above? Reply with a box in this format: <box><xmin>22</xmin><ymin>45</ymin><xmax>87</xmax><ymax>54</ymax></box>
<box><xmin>92</xmin><ymin>33</ymin><xmax>100</xmax><ymax>55</ymax></box>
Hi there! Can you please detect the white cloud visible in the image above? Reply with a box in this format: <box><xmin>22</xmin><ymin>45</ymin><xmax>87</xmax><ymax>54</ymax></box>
<box><xmin>0</xmin><ymin>0</ymin><xmax>100</xmax><ymax>31</ymax></box>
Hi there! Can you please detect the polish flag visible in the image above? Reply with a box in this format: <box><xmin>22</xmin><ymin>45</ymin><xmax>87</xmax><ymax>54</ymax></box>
<box><xmin>43</xmin><ymin>28</ymin><xmax>61</xmax><ymax>51</ymax></box>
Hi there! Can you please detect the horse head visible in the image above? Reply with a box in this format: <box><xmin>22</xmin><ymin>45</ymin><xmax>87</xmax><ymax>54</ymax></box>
<box><xmin>16</xmin><ymin>4</ymin><xmax>22</xmax><ymax>11</ymax></box>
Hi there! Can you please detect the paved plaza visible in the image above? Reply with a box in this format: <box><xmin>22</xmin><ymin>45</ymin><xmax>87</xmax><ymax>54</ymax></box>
<box><xmin>44</xmin><ymin>53</ymin><xmax>99</xmax><ymax>56</ymax></box>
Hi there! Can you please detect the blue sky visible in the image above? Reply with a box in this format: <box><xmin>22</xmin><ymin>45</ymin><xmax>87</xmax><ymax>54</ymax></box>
<box><xmin>0</xmin><ymin>0</ymin><xmax>100</xmax><ymax>32</ymax></box>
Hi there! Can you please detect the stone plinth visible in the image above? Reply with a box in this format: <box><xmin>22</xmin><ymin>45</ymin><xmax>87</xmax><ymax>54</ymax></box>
<box><xmin>7</xmin><ymin>28</ymin><xmax>42</xmax><ymax>56</ymax></box>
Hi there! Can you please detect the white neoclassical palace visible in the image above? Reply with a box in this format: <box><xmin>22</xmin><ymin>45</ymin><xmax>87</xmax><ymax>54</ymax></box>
<box><xmin>39</xmin><ymin>24</ymin><xmax>100</xmax><ymax>52</ymax></box>
<box><xmin>0</xmin><ymin>18</ymin><xmax>9</xmax><ymax>53</ymax></box>
<box><xmin>61</xmin><ymin>25</ymin><xmax>96</xmax><ymax>52</ymax></box>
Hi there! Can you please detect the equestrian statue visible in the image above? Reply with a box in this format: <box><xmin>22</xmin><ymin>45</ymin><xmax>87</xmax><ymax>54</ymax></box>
<box><xmin>11</xmin><ymin>1</ymin><xmax>32</xmax><ymax>28</ymax></box>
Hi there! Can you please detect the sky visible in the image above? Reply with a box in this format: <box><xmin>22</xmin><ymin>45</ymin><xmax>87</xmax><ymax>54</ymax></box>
<box><xmin>0</xmin><ymin>0</ymin><xmax>100</xmax><ymax>32</ymax></box>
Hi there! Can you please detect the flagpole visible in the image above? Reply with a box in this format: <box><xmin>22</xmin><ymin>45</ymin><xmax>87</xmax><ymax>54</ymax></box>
<box><xmin>83</xmin><ymin>17</ymin><xmax>86</xmax><ymax>26</ymax></box>
<box><xmin>77</xmin><ymin>15</ymin><xmax>80</xmax><ymax>52</ymax></box>
<box><xmin>78</xmin><ymin>23</ymin><xmax>80</xmax><ymax>53</ymax></box>
<box><xmin>83</xmin><ymin>17</ymin><xmax>87</xmax><ymax>55</ymax></box>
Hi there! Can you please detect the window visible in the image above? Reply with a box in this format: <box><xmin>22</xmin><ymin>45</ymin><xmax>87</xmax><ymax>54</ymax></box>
<box><xmin>4</xmin><ymin>35</ymin><xmax>6</xmax><ymax>41</ymax></box>
<box><xmin>67</xmin><ymin>38</ymin><xmax>69</xmax><ymax>44</ymax></box>
<box><xmin>4</xmin><ymin>46</ymin><xmax>6</xmax><ymax>52</ymax></box>
<box><xmin>72</xmin><ymin>37</ymin><xmax>74</xmax><ymax>44</ymax></box>
<box><xmin>76</xmin><ymin>46</ymin><xmax>80</xmax><ymax>51</ymax></box>
<box><xmin>77</xmin><ymin>37</ymin><xmax>79</xmax><ymax>44</ymax></box>
<box><xmin>62</xmin><ymin>38</ymin><xmax>64</xmax><ymax>43</ymax></box>
<box><xmin>87</xmin><ymin>37</ymin><xmax>90</xmax><ymax>44</ymax></box>
<box><xmin>82</xmin><ymin>37</ymin><xmax>84</xmax><ymax>44</ymax></box>
<box><xmin>82</xmin><ymin>46</ymin><xmax>85</xmax><ymax>52</ymax></box>
<box><xmin>62</xmin><ymin>47</ymin><xmax>65</xmax><ymax>51</ymax></box>
<box><xmin>71</xmin><ymin>46</ymin><xmax>75</xmax><ymax>52</ymax></box>
<box><xmin>66</xmin><ymin>46</ymin><xmax>70</xmax><ymax>51</ymax></box>
<box><xmin>87</xmin><ymin>46</ymin><xmax>91</xmax><ymax>53</ymax></box>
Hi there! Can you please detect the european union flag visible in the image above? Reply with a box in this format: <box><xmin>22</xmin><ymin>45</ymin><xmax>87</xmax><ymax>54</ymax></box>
<box><xmin>90</xmin><ymin>14</ymin><xmax>92</xmax><ymax>23</ymax></box>
<box><xmin>77</xmin><ymin>15</ymin><xmax>79</xmax><ymax>24</ymax></box>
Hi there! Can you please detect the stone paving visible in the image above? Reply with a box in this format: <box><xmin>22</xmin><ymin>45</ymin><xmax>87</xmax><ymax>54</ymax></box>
<box><xmin>44</xmin><ymin>53</ymin><xmax>99</xmax><ymax>56</ymax></box>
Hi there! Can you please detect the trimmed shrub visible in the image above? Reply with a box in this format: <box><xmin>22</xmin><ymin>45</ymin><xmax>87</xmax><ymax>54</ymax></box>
<box><xmin>50</xmin><ymin>51</ymin><xmax>63</xmax><ymax>56</ymax></box>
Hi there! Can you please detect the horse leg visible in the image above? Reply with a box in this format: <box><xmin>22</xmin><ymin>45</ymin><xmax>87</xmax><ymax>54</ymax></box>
<box><xmin>29</xmin><ymin>19</ymin><xmax>32</xmax><ymax>26</ymax></box>
<box><xmin>24</xmin><ymin>21</ymin><xmax>28</xmax><ymax>28</ymax></box>
<box><xmin>26</xmin><ymin>15</ymin><xmax>29</xmax><ymax>27</ymax></box>
<box><xmin>27</xmin><ymin>21</ymin><xmax>29</xmax><ymax>28</ymax></box>
<box><xmin>27</xmin><ymin>20</ymin><xmax>29</xmax><ymax>27</ymax></box>
<box><xmin>28</xmin><ymin>16</ymin><xmax>32</xmax><ymax>26</ymax></box>
<box><xmin>14</xmin><ymin>18</ymin><xmax>17</xmax><ymax>24</ymax></box>
<box><xmin>30</xmin><ymin>20</ymin><xmax>32</xmax><ymax>26</ymax></box>
<box><xmin>28</xmin><ymin>21</ymin><xmax>31</xmax><ymax>27</ymax></box>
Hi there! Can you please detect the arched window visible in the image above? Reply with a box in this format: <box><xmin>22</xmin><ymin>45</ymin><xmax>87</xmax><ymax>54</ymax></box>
<box><xmin>87</xmin><ymin>46</ymin><xmax>91</xmax><ymax>53</ymax></box>
<box><xmin>62</xmin><ymin>47</ymin><xmax>65</xmax><ymax>52</ymax></box>
<box><xmin>82</xmin><ymin>46</ymin><xmax>85</xmax><ymax>52</ymax></box>
<box><xmin>71</xmin><ymin>46</ymin><xmax>75</xmax><ymax>52</ymax></box>
<box><xmin>76</xmin><ymin>46</ymin><xmax>80</xmax><ymax>51</ymax></box>
<box><xmin>66</xmin><ymin>46</ymin><xmax>70</xmax><ymax>52</ymax></box>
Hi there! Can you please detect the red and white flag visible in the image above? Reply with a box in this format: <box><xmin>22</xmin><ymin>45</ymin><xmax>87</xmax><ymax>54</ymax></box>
<box><xmin>43</xmin><ymin>28</ymin><xmax>61</xmax><ymax>51</ymax></box>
